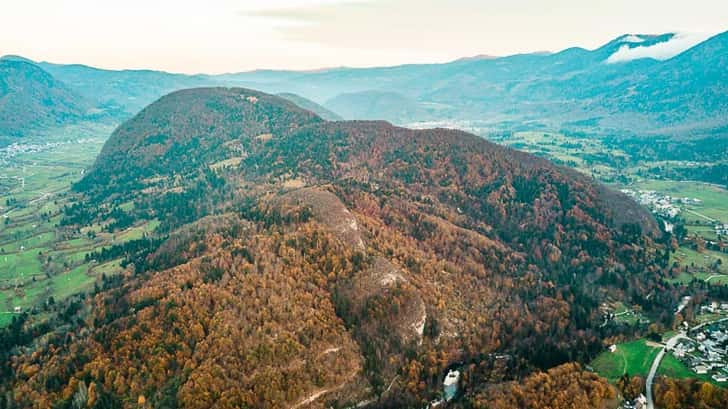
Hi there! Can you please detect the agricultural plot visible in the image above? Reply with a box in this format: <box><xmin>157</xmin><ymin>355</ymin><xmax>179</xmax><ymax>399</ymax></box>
<box><xmin>631</xmin><ymin>180</ymin><xmax>728</xmax><ymax>224</ymax></box>
<box><xmin>591</xmin><ymin>339</ymin><xmax>661</xmax><ymax>382</ymax></box>
<box><xmin>0</xmin><ymin>122</ymin><xmax>150</xmax><ymax>326</ymax></box>
<box><xmin>491</xmin><ymin>131</ymin><xmax>629</xmax><ymax>179</ymax></box>
<box><xmin>671</xmin><ymin>246</ymin><xmax>728</xmax><ymax>273</ymax></box>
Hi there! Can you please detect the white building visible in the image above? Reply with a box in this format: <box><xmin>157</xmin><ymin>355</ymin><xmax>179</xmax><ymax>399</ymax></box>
<box><xmin>443</xmin><ymin>370</ymin><xmax>460</xmax><ymax>401</ymax></box>
<box><xmin>712</xmin><ymin>374</ymin><xmax>727</xmax><ymax>383</ymax></box>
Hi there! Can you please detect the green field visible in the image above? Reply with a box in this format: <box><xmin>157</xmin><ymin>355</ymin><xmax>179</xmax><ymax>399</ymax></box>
<box><xmin>658</xmin><ymin>351</ymin><xmax>728</xmax><ymax>387</ymax></box>
<box><xmin>591</xmin><ymin>338</ymin><xmax>728</xmax><ymax>386</ymax></box>
<box><xmin>591</xmin><ymin>340</ymin><xmax>661</xmax><ymax>382</ymax></box>
<box><xmin>669</xmin><ymin>246</ymin><xmax>728</xmax><ymax>280</ymax></box>
<box><xmin>690</xmin><ymin>225</ymin><xmax>720</xmax><ymax>241</ymax></box>
<box><xmin>631</xmin><ymin>180</ymin><xmax>728</xmax><ymax>224</ymax></box>
<box><xmin>0</xmin><ymin>122</ymin><xmax>136</xmax><ymax>325</ymax></box>
<box><xmin>493</xmin><ymin>131</ymin><xmax>630</xmax><ymax>181</ymax></box>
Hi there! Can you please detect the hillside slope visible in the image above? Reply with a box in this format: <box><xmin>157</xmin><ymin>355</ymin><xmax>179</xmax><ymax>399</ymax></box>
<box><xmin>38</xmin><ymin>62</ymin><xmax>213</xmax><ymax>116</ymax></box>
<box><xmin>324</xmin><ymin>90</ymin><xmax>434</xmax><ymax>123</ymax></box>
<box><xmin>277</xmin><ymin>92</ymin><xmax>343</xmax><ymax>121</ymax></box>
<box><xmin>7</xmin><ymin>88</ymin><xmax>671</xmax><ymax>409</ymax></box>
<box><xmin>0</xmin><ymin>58</ymin><xmax>92</xmax><ymax>138</ymax></box>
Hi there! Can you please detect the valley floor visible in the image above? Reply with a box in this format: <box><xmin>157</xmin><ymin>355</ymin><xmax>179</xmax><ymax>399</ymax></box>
<box><xmin>0</xmin><ymin>122</ymin><xmax>142</xmax><ymax>326</ymax></box>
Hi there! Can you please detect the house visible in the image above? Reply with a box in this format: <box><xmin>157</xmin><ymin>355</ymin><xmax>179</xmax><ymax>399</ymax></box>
<box><xmin>609</xmin><ymin>345</ymin><xmax>617</xmax><ymax>353</ymax></box>
<box><xmin>695</xmin><ymin>365</ymin><xmax>709</xmax><ymax>374</ymax></box>
<box><xmin>13</xmin><ymin>306</ymin><xmax>21</xmax><ymax>313</ymax></box>
<box><xmin>712</xmin><ymin>373</ymin><xmax>727</xmax><ymax>383</ymax></box>
<box><xmin>443</xmin><ymin>370</ymin><xmax>460</xmax><ymax>401</ymax></box>
<box><xmin>427</xmin><ymin>399</ymin><xmax>444</xmax><ymax>408</ymax></box>
<box><xmin>635</xmin><ymin>394</ymin><xmax>648</xmax><ymax>409</ymax></box>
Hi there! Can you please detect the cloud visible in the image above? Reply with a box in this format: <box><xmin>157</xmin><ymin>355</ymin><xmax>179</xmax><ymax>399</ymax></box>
<box><xmin>621</xmin><ymin>35</ymin><xmax>645</xmax><ymax>43</ymax></box>
<box><xmin>606</xmin><ymin>32</ymin><xmax>714</xmax><ymax>63</ymax></box>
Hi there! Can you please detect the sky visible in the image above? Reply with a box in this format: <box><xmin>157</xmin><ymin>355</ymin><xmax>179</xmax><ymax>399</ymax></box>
<box><xmin>1</xmin><ymin>0</ymin><xmax>727</xmax><ymax>74</ymax></box>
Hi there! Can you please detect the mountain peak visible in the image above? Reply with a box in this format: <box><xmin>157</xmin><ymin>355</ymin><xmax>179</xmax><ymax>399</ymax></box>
<box><xmin>78</xmin><ymin>87</ymin><xmax>323</xmax><ymax>195</ymax></box>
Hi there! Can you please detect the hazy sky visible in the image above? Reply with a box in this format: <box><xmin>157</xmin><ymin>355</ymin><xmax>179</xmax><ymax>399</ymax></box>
<box><xmin>2</xmin><ymin>0</ymin><xmax>726</xmax><ymax>74</ymax></box>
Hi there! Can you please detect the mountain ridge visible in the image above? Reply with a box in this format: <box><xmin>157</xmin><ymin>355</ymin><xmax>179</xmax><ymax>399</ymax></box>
<box><xmin>0</xmin><ymin>59</ymin><xmax>94</xmax><ymax>139</ymax></box>
<box><xmin>5</xmin><ymin>30</ymin><xmax>725</xmax><ymax>139</ymax></box>
<box><xmin>6</xmin><ymin>86</ymin><xmax>671</xmax><ymax>407</ymax></box>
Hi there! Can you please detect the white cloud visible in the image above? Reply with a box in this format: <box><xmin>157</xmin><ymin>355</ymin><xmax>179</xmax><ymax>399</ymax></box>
<box><xmin>621</xmin><ymin>34</ymin><xmax>645</xmax><ymax>43</ymax></box>
<box><xmin>606</xmin><ymin>32</ymin><xmax>715</xmax><ymax>63</ymax></box>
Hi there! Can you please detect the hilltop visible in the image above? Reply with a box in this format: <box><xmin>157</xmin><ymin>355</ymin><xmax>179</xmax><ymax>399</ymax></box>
<box><xmin>6</xmin><ymin>87</ymin><xmax>672</xmax><ymax>408</ymax></box>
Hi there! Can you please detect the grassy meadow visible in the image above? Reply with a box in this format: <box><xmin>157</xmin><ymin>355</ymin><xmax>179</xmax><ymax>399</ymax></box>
<box><xmin>0</xmin><ymin>122</ymin><xmax>142</xmax><ymax>326</ymax></box>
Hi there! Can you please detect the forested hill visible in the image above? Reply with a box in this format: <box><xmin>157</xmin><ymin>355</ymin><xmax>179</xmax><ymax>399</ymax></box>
<box><xmin>77</xmin><ymin>87</ymin><xmax>323</xmax><ymax>195</ymax></box>
<box><xmin>0</xmin><ymin>58</ymin><xmax>93</xmax><ymax>138</ymax></box>
<box><xmin>7</xmin><ymin>87</ymin><xmax>674</xmax><ymax>408</ymax></box>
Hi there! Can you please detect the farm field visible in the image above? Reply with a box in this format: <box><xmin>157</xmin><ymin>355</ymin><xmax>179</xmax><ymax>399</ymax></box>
<box><xmin>590</xmin><ymin>340</ymin><xmax>661</xmax><ymax>383</ymax></box>
<box><xmin>670</xmin><ymin>246</ymin><xmax>728</xmax><ymax>276</ymax></box>
<box><xmin>631</xmin><ymin>180</ymin><xmax>728</xmax><ymax>223</ymax></box>
<box><xmin>0</xmin><ymin>122</ymin><xmax>141</xmax><ymax>327</ymax></box>
<box><xmin>490</xmin><ymin>131</ymin><xmax>629</xmax><ymax>181</ymax></box>
<box><xmin>619</xmin><ymin>179</ymin><xmax>728</xmax><ymax>287</ymax></box>
<box><xmin>591</xmin><ymin>336</ymin><xmax>727</xmax><ymax>388</ymax></box>
<box><xmin>656</xmin><ymin>352</ymin><xmax>725</xmax><ymax>386</ymax></box>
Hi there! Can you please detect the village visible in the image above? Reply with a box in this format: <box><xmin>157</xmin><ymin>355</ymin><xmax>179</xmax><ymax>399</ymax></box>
<box><xmin>611</xmin><ymin>301</ymin><xmax>728</xmax><ymax>409</ymax></box>
<box><xmin>0</xmin><ymin>138</ymin><xmax>98</xmax><ymax>167</ymax></box>
<box><xmin>620</xmin><ymin>188</ymin><xmax>728</xmax><ymax>248</ymax></box>
<box><xmin>619</xmin><ymin>188</ymin><xmax>694</xmax><ymax>220</ymax></box>
<box><xmin>671</xmin><ymin>303</ymin><xmax>728</xmax><ymax>383</ymax></box>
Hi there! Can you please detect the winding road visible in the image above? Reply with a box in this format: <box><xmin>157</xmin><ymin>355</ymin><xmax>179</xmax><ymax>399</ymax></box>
<box><xmin>645</xmin><ymin>333</ymin><xmax>689</xmax><ymax>409</ymax></box>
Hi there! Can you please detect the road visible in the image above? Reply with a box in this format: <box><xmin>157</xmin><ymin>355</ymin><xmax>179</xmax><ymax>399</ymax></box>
<box><xmin>684</xmin><ymin>208</ymin><xmax>716</xmax><ymax>223</ymax></box>
<box><xmin>645</xmin><ymin>332</ymin><xmax>689</xmax><ymax>409</ymax></box>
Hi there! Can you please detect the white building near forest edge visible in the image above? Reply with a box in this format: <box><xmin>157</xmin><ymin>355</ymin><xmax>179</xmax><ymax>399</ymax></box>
<box><xmin>443</xmin><ymin>370</ymin><xmax>460</xmax><ymax>401</ymax></box>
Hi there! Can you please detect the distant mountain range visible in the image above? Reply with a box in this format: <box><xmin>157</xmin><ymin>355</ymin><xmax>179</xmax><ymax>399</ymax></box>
<box><xmin>276</xmin><ymin>92</ymin><xmax>343</xmax><ymax>121</ymax></box>
<box><xmin>1</xmin><ymin>30</ymin><xmax>726</xmax><ymax>140</ymax></box>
